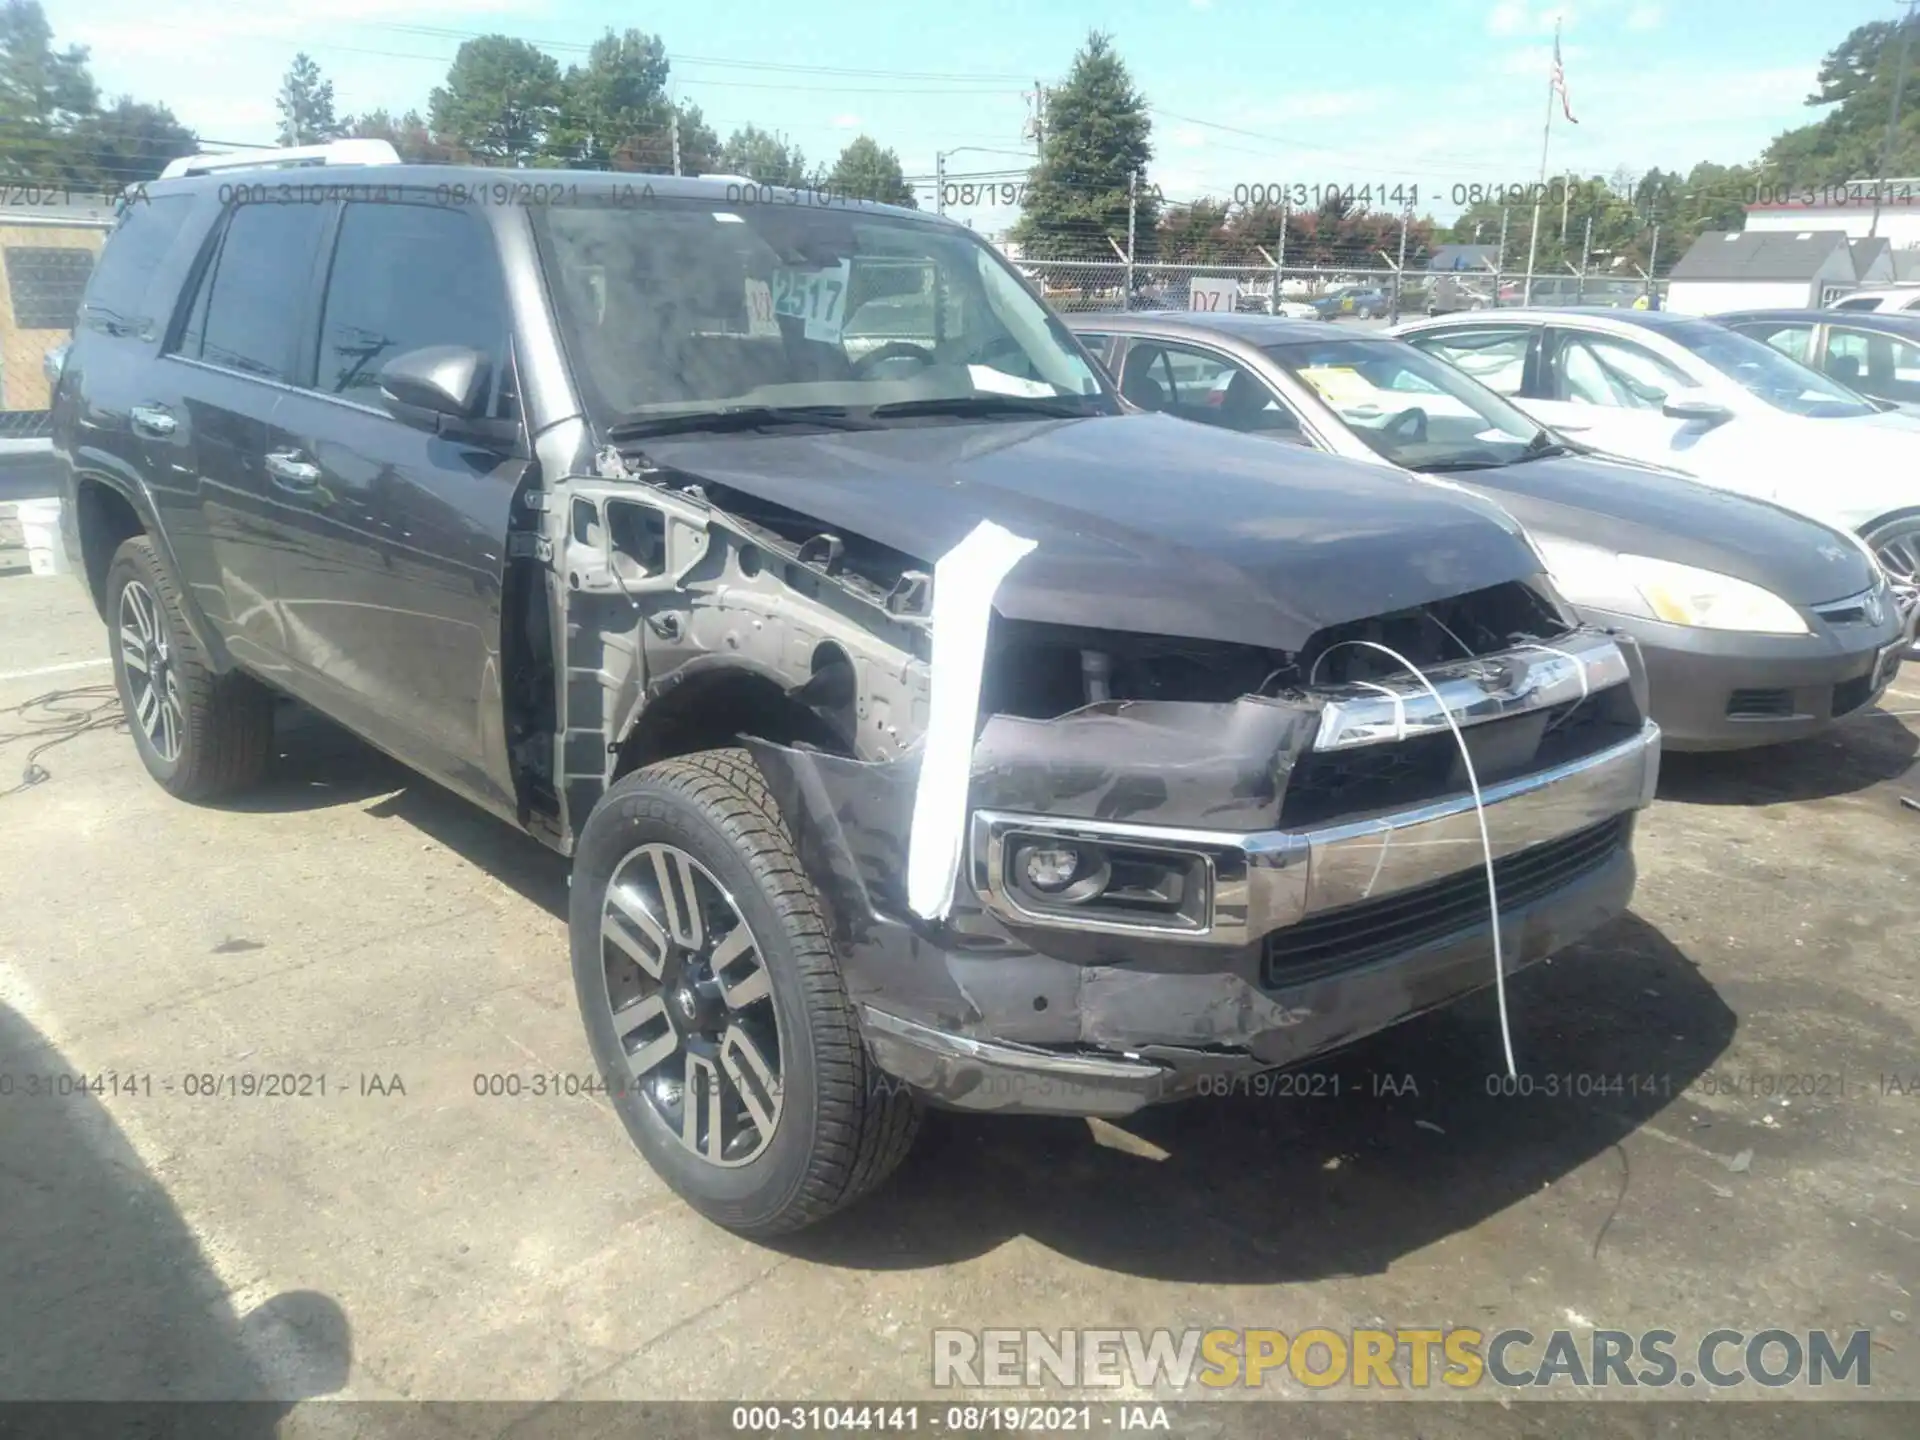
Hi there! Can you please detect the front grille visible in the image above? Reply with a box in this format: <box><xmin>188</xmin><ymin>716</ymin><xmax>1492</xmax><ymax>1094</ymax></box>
<box><xmin>1261</xmin><ymin>817</ymin><xmax>1629</xmax><ymax>989</ymax></box>
<box><xmin>1833</xmin><ymin>671</ymin><xmax>1875</xmax><ymax>717</ymax></box>
<box><xmin>1279</xmin><ymin>684</ymin><xmax>1641</xmax><ymax>829</ymax></box>
<box><xmin>1811</xmin><ymin>588</ymin><xmax>1878</xmax><ymax>627</ymax></box>
<box><xmin>1727</xmin><ymin>688</ymin><xmax>1795</xmax><ymax>719</ymax></box>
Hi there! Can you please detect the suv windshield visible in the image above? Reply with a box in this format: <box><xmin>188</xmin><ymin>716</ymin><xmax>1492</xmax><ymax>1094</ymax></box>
<box><xmin>531</xmin><ymin>196</ymin><xmax>1113</xmax><ymax>432</ymax></box>
<box><xmin>1660</xmin><ymin>319</ymin><xmax>1876</xmax><ymax>419</ymax></box>
<box><xmin>1264</xmin><ymin>336</ymin><xmax>1551</xmax><ymax>470</ymax></box>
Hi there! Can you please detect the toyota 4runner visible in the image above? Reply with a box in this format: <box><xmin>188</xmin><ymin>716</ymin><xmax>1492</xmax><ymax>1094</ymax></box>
<box><xmin>53</xmin><ymin>148</ymin><xmax>1662</xmax><ymax>1236</ymax></box>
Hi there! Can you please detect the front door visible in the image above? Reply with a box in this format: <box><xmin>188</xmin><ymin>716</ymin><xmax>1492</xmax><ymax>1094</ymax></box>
<box><xmin>264</xmin><ymin>199</ymin><xmax>527</xmax><ymax>814</ymax></box>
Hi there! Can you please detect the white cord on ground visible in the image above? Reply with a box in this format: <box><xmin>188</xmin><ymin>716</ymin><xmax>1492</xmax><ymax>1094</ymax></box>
<box><xmin>1309</xmin><ymin>638</ymin><xmax>1517</xmax><ymax>1078</ymax></box>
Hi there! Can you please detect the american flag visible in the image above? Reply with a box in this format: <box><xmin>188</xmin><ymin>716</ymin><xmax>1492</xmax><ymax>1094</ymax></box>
<box><xmin>1551</xmin><ymin>22</ymin><xmax>1579</xmax><ymax>124</ymax></box>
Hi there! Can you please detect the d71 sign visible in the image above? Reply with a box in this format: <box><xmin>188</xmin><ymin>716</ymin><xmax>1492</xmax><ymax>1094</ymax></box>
<box><xmin>1189</xmin><ymin>277</ymin><xmax>1239</xmax><ymax>313</ymax></box>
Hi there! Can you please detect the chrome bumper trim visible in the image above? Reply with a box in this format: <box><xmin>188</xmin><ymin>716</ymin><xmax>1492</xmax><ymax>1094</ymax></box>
<box><xmin>970</xmin><ymin>719</ymin><xmax>1661</xmax><ymax>946</ymax></box>
<box><xmin>1308</xmin><ymin>628</ymin><xmax>1629</xmax><ymax>751</ymax></box>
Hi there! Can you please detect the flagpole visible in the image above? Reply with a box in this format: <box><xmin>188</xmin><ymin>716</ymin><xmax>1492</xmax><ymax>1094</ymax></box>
<box><xmin>1525</xmin><ymin>26</ymin><xmax>1556</xmax><ymax>306</ymax></box>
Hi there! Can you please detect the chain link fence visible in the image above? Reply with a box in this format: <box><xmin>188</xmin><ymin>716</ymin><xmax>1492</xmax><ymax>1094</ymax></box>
<box><xmin>0</xmin><ymin>217</ymin><xmax>108</xmax><ymax>437</ymax></box>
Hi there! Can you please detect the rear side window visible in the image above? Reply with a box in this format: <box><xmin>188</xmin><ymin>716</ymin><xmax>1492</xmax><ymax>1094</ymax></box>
<box><xmin>180</xmin><ymin>200</ymin><xmax>326</xmax><ymax>381</ymax></box>
<box><xmin>314</xmin><ymin>202</ymin><xmax>509</xmax><ymax>408</ymax></box>
<box><xmin>1407</xmin><ymin>327</ymin><xmax>1531</xmax><ymax>396</ymax></box>
<box><xmin>79</xmin><ymin>194</ymin><xmax>195</xmax><ymax>338</ymax></box>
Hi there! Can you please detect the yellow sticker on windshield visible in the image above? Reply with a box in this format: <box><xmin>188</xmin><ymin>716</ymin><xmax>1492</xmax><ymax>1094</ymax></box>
<box><xmin>1297</xmin><ymin>365</ymin><xmax>1378</xmax><ymax>406</ymax></box>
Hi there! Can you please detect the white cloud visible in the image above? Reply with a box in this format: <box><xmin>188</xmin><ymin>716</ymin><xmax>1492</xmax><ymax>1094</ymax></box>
<box><xmin>1169</xmin><ymin>125</ymin><xmax>1208</xmax><ymax>149</ymax></box>
<box><xmin>1626</xmin><ymin>4</ymin><xmax>1662</xmax><ymax>31</ymax></box>
<box><xmin>831</xmin><ymin>114</ymin><xmax>862</xmax><ymax>129</ymax></box>
<box><xmin>1489</xmin><ymin>2</ymin><xmax>1569</xmax><ymax>38</ymax></box>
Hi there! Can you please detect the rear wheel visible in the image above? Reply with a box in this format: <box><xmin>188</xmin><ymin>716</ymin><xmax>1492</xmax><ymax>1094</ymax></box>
<box><xmin>106</xmin><ymin>536</ymin><xmax>272</xmax><ymax>800</ymax></box>
<box><xmin>569</xmin><ymin>749</ymin><xmax>920</xmax><ymax>1236</ymax></box>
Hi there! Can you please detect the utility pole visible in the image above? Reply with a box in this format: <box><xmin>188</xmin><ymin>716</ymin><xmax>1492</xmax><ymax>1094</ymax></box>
<box><xmin>1646</xmin><ymin>224</ymin><xmax>1661</xmax><ymax>308</ymax></box>
<box><xmin>1125</xmin><ymin>169</ymin><xmax>1138</xmax><ymax>308</ymax></box>
<box><xmin>1496</xmin><ymin>206</ymin><xmax>1510</xmax><ymax>304</ymax></box>
<box><xmin>670</xmin><ymin>108</ymin><xmax>681</xmax><ymax>177</ymax></box>
<box><xmin>935</xmin><ymin>151</ymin><xmax>946</xmax><ymax>216</ymax></box>
<box><xmin>1578</xmin><ymin>214</ymin><xmax>1592</xmax><ymax>302</ymax></box>
<box><xmin>1871</xmin><ymin>0</ymin><xmax>1918</xmax><ymax>239</ymax></box>
<box><xmin>1525</xmin><ymin>20</ymin><xmax>1558</xmax><ymax>306</ymax></box>
<box><xmin>1561</xmin><ymin>167</ymin><xmax>1573</xmax><ymax>241</ymax></box>
<box><xmin>1390</xmin><ymin>198</ymin><xmax>1411</xmax><ymax>323</ymax></box>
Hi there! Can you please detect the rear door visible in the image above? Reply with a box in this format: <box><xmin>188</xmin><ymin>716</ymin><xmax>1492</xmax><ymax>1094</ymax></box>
<box><xmin>263</xmin><ymin>197</ymin><xmax>526</xmax><ymax>814</ymax></box>
<box><xmin>164</xmin><ymin>197</ymin><xmax>331</xmax><ymax>674</ymax></box>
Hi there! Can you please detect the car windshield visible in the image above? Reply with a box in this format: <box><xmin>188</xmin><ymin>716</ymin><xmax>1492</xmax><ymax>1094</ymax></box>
<box><xmin>530</xmin><ymin>195</ymin><xmax>1113</xmax><ymax>432</ymax></box>
<box><xmin>1659</xmin><ymin>319</ymin><xmax>1876</xmax><ymax>419</ymax></box>
<box><xmin>1263</xmin><ymin>335</ymin><xmax>1550</xmax><ymax>470</ymax></box>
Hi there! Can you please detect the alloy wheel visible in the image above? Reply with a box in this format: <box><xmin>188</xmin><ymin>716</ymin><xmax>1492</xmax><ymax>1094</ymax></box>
<box><xmin>1868</xmin><ymin>519</ymin><xmax>1920</xmax><ymax>658</ymax></box>
<box><xmin>118</xmin><ymin>578</ymin><xmax>184</xmax><ymax>763</ymax></box>
<box><xmin>599</xmin><ymin>843</ymin><xmax>783</xmax><ymax>1167</ymax></box>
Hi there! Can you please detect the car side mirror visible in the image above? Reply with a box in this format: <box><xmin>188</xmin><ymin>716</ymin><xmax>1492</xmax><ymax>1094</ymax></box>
<box><xmin>379</xmin><ymin>345</ymin><xmax>490</xmax><ymax>421</ymax></box>
<box><xmin>1661</xmin><ymin>392</ymin><xmax>1732</xmax><ymax>426</ymax></box>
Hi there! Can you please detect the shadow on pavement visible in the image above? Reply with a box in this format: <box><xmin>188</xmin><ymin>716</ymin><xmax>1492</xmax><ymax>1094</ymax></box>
<box><xmin>782</xmin><ymin>912</ymin><xmax>1735</xmax><ymax>1281</ymax></box>
<box><xmin>0</xmin><ymin>1003</ymin><xmax>350</xmax><ymax>1424</ymax></box>
<box><xmin>1657</xmin><ymin>708</ymin><xmax>1917</xmax><ymax>806</ymax></box>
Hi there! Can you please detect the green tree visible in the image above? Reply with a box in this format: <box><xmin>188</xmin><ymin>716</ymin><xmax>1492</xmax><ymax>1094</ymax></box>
<box><xmin>610</xmin><ymin>101</ymin><xmax>721</xmax><ymax>174</ymax></box>
<box><xmin>428</xmin><ymin>35</ymin><xmax>563</xmax><ymax>166</ymax></box>
<box><xmin>0</xmin><ymin>0</ymin><xmax>98</xmax><ymax>179</ymax></box>
<box><xmin>345</xmin><ymin>108</ymin><xmax>463</xmax><ymax>165</ymax></box>
<box><xmin>553</xmin><ymin>27</ymin><xmax>670</xmax><ymax>169</ymax></box>
<box><xmin>1156</xmin><ymin>199</ymin><xmax>1235</xmax><ymax>262</ymax></box>
<box><xmin>275</xmin><ymin>52</ymin><xmax>340</xmax><ymax>146</ymax></box>
<box><xmin>68</xmin><ymin>96</ymin><xmax>195</xmax><ymax>188</ymax></box>
<box><xmin>720</xmin><ymin>124</ymin><xmax>811</xmax><ymax>184</ymax></box>
<box><xmin>1763</xmin><ymin>14</ymin><xmax>1920</xmax><ymax>187</ymax></box>
<box><xmin>1013</xmin><ymin>31</ymin><xmax>1157</xmax><ymax>262</ymax></box>
<box><xmin>826</xmin><ymin>135</ymin><xmax>915</xmax><ymax>206</ymax></box>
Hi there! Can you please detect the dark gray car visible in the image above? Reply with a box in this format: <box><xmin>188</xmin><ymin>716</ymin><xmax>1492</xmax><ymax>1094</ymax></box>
<box><xmin>1067</xmin><ymin>311</ymin><xmax>1907</xmax><ymax>751</ymax></box>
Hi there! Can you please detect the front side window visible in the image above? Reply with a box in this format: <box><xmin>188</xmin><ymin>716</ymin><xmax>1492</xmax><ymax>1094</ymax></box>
<box><xmin>1129</xmin><ymin>341</ymin><xmax>1301</xmax><ymax>434</ymax></box>
<box><xmin>1833</xmin><ymin>296</ymin><xmax>1882</xmax><ymax>312</ymax></box>
<box><xmin>1405</xmin><ymin>327</ymin><xmax>1531</xmax><ymax>396</ymax></box>
<box><xmin>1548</xmin><ymin>332</ymin><xmax>1693</xmax><ymax>409</ymax></box>
<box><xmin>1661</xmin><ymin>317</ymin><xmax>1875</xmax><ymax>418</ymax></box>
<box><xmin>1266</xmin><ymin>336</ymin><xmax>1543</xmax><ymax>472</ymax></box>
<box><xmin>180</xmin><ymin>200</ymin><xmax>326</xmax><ymax>381</ymax></box>
<box><xmin>531</xmin><ymin>198</ymin><xmax>1111</xmax><ymax>430</ymax></box>
<box><xmin>315</xmin><ymin>203</ymin><xmax>511</xmax><ymax>408</ymax></box>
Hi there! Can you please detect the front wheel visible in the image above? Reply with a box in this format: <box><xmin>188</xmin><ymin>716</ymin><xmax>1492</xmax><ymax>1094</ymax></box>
<box><xmin>1862</xmin><ymin>510</ymin><xmax>1920</xmax><ymax>658</ymax></box>
<box><xmin>569</xmin><ymin>749</ymin><xmax>920</xmax><ymax>1236</ymax></box>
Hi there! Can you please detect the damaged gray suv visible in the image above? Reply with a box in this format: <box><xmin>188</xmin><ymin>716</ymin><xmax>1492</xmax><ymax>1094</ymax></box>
<box><xmin>54</xmin><ymin>152</ymin><xmax>1662</xmax><ymax>1235</ymax></box>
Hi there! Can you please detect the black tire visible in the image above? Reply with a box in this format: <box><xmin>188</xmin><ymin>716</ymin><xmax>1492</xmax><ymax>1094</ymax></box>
<box><xmin>569</xmin><ymin>748</ymin><xmax>921</xmax><ymax>1236</ymax></box>
<box><xmin>105</xmin><ymin>535</ymin><xmax>272</xmax><ymax>800</ymax></box>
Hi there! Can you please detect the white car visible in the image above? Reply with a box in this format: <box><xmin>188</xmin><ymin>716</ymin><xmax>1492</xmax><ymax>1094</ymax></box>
<box><xmin>1829</xmin><ymin>286</ymin><xmax>1920</xmax><ymax>315</ymax></box>
<box><xmin>1391</xmin><ymin>307</ymin><xmax>1920</xmax><ymax>600</ymax></box>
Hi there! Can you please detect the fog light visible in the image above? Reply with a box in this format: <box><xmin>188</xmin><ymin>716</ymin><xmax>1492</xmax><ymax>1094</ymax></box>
<box><xmin>1022</xmin><ymin>844</ymin><xmax>1084</xmax><ymax>892</ymax></box>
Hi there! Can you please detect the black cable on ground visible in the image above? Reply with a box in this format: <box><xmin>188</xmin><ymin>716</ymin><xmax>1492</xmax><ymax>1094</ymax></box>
<box><xmin>0</xmin><ymin>684</ymin><xmax>125</xmax><ymax>797</ymax></box>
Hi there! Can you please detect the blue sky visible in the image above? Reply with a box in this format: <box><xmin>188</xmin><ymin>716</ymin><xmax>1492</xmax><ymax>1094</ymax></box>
<box><xmin>56</xmin><ymin>0</ymin><xmax>1904</xmax><ymax>224</ymax></box>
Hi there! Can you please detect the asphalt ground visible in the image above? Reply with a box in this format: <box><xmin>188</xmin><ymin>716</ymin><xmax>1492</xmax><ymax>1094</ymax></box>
<box><xmin>0</xmin><ymin>531</ymin><xmax>1914</xmax><ymax>1438</ymax></box>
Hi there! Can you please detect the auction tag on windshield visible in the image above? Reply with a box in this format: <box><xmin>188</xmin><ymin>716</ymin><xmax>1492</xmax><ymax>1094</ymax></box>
<box><xmin>772</xmin><ymin>260</ymin><xmax>851</xmax><ymax>342</ymax></box>
<box><xmin>744</xmin><ymin>277</ymin><xmax>781</xmax><ymax>337</ymax></box>
<box><xmin>1298</xmin><ymin>364</ymin><xmax>1378</xmax><ymax>407</ymax></box>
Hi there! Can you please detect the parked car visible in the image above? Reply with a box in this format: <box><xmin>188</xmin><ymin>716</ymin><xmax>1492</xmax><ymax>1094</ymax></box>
<box><xmin>55</xmin><ymin>148</ymin><xmax>1662</xmax><ymax>1236</ymax></box>
<box><xmin>1715</xmin><ymin>308</ymin><xmax>1920</xmax><ymax>417</ymax></box>
<box><xmin>1313</xmin><ymin>285</ymin><xmax>1389</xmax><ymax>320</ymax></box>
<box><xmin>1426</xmin><ymin>275</ymin><xmax>1494</xmax><ymax>315</ymax></box>
<box><xmin>1827</xmin><ymin>286</ymin><xmax>1920</xmax><ymax>316</ymax></box>
<box><xmin>1391</xmin><ymin>308</ymin><xmax>1920</xmax><ymax>639</ymax></box>
<box><xmin>1068</xmin><ymin>312</ymin><xmax>1909</xmax><ymax>750</ymax></box>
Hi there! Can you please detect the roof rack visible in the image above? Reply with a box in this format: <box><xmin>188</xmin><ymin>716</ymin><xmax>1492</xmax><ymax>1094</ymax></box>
<box><xmin>158</xmin><ymin>139</ymin><xmax>402</xmax><ymax>181</ymax></box>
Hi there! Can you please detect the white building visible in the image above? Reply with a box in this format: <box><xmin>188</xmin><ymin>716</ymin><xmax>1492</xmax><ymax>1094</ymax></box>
<box><xmin>1663</xmin><ymin>230</ymin><xmax>1886</xmax><ymax>314</ymax></box>
<box><xmin>1744</xmin><ymin>180</ymin><xmax>1920</xmax><ymax>249</ymax></box>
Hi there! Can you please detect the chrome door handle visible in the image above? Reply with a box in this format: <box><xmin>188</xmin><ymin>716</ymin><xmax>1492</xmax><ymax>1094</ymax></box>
<box><xmin>130</xmin><ymin>404</ymin><xmax>176</xmax><ymax>437</ymax></box>
<box><xmin>264</xmin><ymin>450</ymin><xmax>321</xmax><ymax>488</ymax></box>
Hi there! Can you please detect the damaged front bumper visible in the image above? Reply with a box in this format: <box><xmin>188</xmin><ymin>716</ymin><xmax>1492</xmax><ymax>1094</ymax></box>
<box><xmin>748</xmin><ymin>630</ymin><xmax>1663</xmax><ymax>1118</ymax></box>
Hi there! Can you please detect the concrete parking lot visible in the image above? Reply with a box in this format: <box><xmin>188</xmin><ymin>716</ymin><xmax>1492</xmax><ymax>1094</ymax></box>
<box><xmin>1</xmin><ymin>527</ymin><xmax>1916</xmax><ymax>1432</ymax></box>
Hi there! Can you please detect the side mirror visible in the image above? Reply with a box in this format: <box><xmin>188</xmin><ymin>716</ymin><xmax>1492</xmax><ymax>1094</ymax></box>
<box><xmin>379</xmin><ymin>345</ymin><xmax>491</xmax><ymax>421</ymax></box>
<box><xmin>1661</xmin><ymin>391</ymin><xmax>1732</xmax><ymax>426</ymax></box>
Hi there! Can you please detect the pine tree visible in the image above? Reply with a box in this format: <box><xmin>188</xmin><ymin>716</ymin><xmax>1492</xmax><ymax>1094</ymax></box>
<box><xmin>1011</xmin><ymin>32</ymin><xmax>1157</xmax><ymax>262</ymax></box>
<box><xmin>275</xmin><ymin>52</ymin><xmax>339</xmax><ymax>146</ymax></box>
